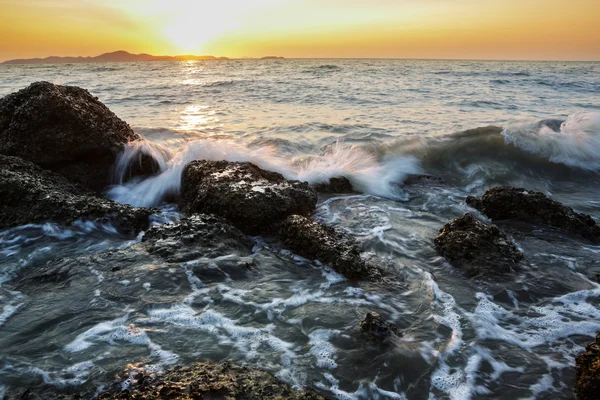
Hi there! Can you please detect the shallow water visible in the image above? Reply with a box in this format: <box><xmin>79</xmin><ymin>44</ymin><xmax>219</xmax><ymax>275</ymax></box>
<box><xmin>1</xmin><ymin>59</ymin><xmax>600</xmax><ymax>399</ymax></box>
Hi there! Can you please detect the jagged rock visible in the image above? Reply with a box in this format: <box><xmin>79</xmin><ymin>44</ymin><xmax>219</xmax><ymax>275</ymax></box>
<box><xmin>403</xmin><ymin>174</ymin><xmax>444</xmax><ymax>185</ymax></box>
<box><xmin>278</xmin><ymin>215</ymin><xmax>381</xmax><ymax>280</ymax></box>
<box><xmin>359</xmin><ymin>312</ymin><xmax>399</xmax><ymax>342</ymax></box>
<box><xmin>0</xmin><ymin>81</ymin><xmax>142</xmax><ymax>191</ymax></box>
<box><xmin>434</xmin><ymin>213</ymin><xmax>524</xmax><ymax>278</ymax></box>
<box><xmin>180</xmin><ymin>160</ymin><xmax>317</xmax><ymax>234</ymax></box>
<box><xmin>574</xmin><ymin>333</ymin><xmax>600</xmax><ymax>400</ymax></box>
<box><xmin>466</xmin><ymin>186</ymin><xmax>600</xmax><ymax>244</ymax></box>
<box><xmin>142</xmin><ymin>214</ymin><xmax>254</xmax><ymax>263</ymax></box>
<box><xmin>97</xmin><ymin>361</ymin><xmax>325</xmax><ymax>399</ymax></box>
<box><xmin>313</xmin><ymin>176</ymin><xmax>356</xmax><ymax>193</ymax></box>
<box><xmin>0</xmin><ymin>154</ymin><xmax>152</xmax><ymax>234</ymax></box>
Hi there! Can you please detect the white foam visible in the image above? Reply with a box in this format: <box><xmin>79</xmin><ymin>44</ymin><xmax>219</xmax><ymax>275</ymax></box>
<box><xmin>26</xmin><ymin>361</ymin><xmax>95</xmax><ymax>388</ymax></box>
<box><xmin>107</xmin><ymin>139</ymin><xmax>420</xmax><ymax>207</ymax></box>
<box><xmin>503</xmin><ymin>112</ymin><xmax>600</xmax><ymax>170</ymax></box>
<box><xmin>308</xmin><ymin>329</ymin><xmax>340</xmax><ymax>369</ymax></box>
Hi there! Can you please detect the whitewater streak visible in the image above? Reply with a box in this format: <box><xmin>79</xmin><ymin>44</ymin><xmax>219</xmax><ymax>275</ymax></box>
<box><xmin>108</xmin><ymin>112</ymin><xmax>600</xmax><ymax>208</ymax></box>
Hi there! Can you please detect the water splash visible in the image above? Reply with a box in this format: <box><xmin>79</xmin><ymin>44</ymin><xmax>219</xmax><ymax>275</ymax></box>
<box><xmin>107</xmin><ymin>139</ymin><xmax>420</xmax><ymax>207</ymax></box>
<box><xmin>502</xmin><ymin>112</ymin><xmax>600</xmax><ymax>170</ymax></box>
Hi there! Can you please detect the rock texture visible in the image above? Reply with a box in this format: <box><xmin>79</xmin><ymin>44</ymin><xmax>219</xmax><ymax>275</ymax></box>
<box><xmin>0</xmin><ymin>155</ymin><xmax>152</xmax><ymax>234</ymax></box>
<box><xmin>278</xmin><ymin>215</ymin><xmax>380</xmax><ymax>280</ymax></box>
<box><xmin>466</xmin><ymin>186</ymin><xmax>600</xmax><ymax>244</ymax></box>
<box><xmin>313</xmin><ymin>176</ymin><xmax>356</xmax><ymax>194</ymax></box>
<box><xmin>575</xmin><ymin>333</ymin><xmax>600</xmax><ymax>400</ymax></box>
<box><xmin>142</xmin><ymin>214</ymin><xmax>253</xmax><ymax>263</ymax></box>
<box><xmin>0</xmin><ymin>81</ymin><xmax>141</xmax><ymax>191</ymax></box>
<box><xmin>97</xmin><ymin>362</ymin><xmax>325</xmax><ymax>400</ymax></box>
<box><xmin>180</xmin><ymin>160</ymin><xmax>318</xmax><ymax>234</ymax></box>
<box><xmin>403</xmin><ymin>174</ymin><xmax>444</xmax><ymax>185</ymax></box>
<box><xmin>359</xmin><ymin>312</ymin><xmax>399</xmax><ymax>342</ymax></box>
<box><xmin>434</xmin><ymin>213</ymin><xmax>524</xmax><ymax>278</ymax></box>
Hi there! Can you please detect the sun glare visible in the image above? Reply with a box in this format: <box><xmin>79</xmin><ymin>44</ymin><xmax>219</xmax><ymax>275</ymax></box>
<box><xmin>162</xmin><ymin>14</ymin><xmax>239</xmax><ymax>54</ymax></box>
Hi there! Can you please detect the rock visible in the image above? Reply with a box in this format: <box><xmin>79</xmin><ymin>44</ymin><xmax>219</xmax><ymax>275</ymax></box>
<box><xmin>0</xmin><ymin>155</ymin><xmax>152</xmax><ymax>234</ymax></box>
<box><xmin>278</xmin><ymin>215</ymin><xmax>381</xmax><ymax>280</ymax></box>
<box><xmin>359</xmin><ymin>312</ymin><xmax>399</xmax><ymax>342</ymax></box>
<box><xmin>313</xmin><ymin>176</ymin><xmax>356</xmax><ymax>193</ymax></box>
<box><xmin>466</xmin><ymin>186</ymin><xmax>600</xmax><ymax>244</ymax></box>
<box><xmin>574</xmin><ymin>333</ymin><xmax>600</xmax><ymax>400</ymax></box>
<box><xmin>180</xmin><ymin>160</ymin><xmax>318</xmax><ymax>234</ymax></box>
<box><xmin>403</xmin><ymin>174</ymin><xmax>444</xmax><ymax>185</ymax></box>
<box><xmin>434</xmin><ymin>213</ymin><xmax>524</xmax><ymax>278</ymax></box>
<box><xmin>0</xmin><ymin>81</ymin><xmax>142</xmax><ymax>191</ymax></box>
<box><xmin>97</xmin><ymin>361</ymin><xmax>325</xmax><ymax>400</ymax></box>
<box><xmin>142</xmin><ymin>214</ymin><xmax>254</xmax><ymax>263</ymax></box>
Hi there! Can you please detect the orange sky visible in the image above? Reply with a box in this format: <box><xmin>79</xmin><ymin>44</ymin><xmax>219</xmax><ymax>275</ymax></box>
<box><xmin>1</xmin><ymin>0</ymin><xmax>599</xmax><ymax>61</ymax></box>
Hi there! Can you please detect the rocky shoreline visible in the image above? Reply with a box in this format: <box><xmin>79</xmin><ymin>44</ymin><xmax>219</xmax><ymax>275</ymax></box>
<box><xmin>1</xmin><ymin>82</ymin><xmax>599</xmax><ymax>398</ymax></box>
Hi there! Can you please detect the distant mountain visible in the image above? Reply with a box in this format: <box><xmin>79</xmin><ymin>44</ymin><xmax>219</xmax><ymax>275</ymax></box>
<box><xmin>261</xmin><ymin>56</ymin><xmax>285</xmax><ymax>60</ymax></box>
<box><xmin>2</xmin><ymin>51</ymin><xmax>230</xmax><ymax>65</ymax></box>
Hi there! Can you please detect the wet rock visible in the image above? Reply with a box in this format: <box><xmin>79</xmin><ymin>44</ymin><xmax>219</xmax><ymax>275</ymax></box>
<box><xmin>434</xmin><ymin>213</ymin><xmax>525</xmax><ymax>278</ymax></box>
<box><xmin>574</xmin><ymin>333</ymin><xmax>600</xmax><ymax>400</ymax></box>
<box><xmin>97</xmin><ymin>361</ymin><xmax>325</xmax><ymax>400</ymax></box>
<box><xmin>0</xmin><ymin>155</ymin><xmax>152</xmax><ymax>234</ymax></box>
<box><xmin>0</xmin><ymin>81</ymin><xmax>142</xmax><ymax>191</ymax></box>
<box><xmin>466</xmin><ymin>186</ymin><xmax>600</xmax><ymax>244</ymax></box>
<box><xmin>278</xmin><ymin>215</ymin><xmax>381</xmax><ymax>280</ymax></box>
<box><xmin>142</xmin><ymin>214</ymin><xmax>254</xmax><ymax>263</ymax></box>
<box><xmin>359</xmin><ymin>312</ymin><xmax>399</xmax><ymax>342</ymax></box>
<box><xmin>180</xmin><ymin>160</ymin><xmax>318</xmax><ymax>234</ymax></box>
<box><xmin>403</xmin><ymin>174</ymin><xmax>444</xmax><ymax>185</ymax></box>
<box><xmin>313</xmin><ymin>176</ymin><xmax>356</xmax><ymax>193</ymax></box>
<box><xmin>539</xmin><ymin>119</ymin><xmax>564</xmax><ymax>132</ymax></box>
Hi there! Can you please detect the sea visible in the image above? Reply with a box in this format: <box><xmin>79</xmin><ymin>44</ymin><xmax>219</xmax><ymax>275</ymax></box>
<box><xmin>0</xmin><ymin>59</ymin><xmax>600</xmax><ymax>399</ymax></box>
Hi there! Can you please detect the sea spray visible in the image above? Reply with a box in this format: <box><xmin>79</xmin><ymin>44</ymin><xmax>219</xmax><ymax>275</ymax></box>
<box><xmin>502</xmin><ymin>111</ymin><xmax>600</xmax><ymax>170</ymax></box>
<box><xmin>107</xmin><ymin>139</ymin><xmax>421</xmax><ymax>207</ymax></box>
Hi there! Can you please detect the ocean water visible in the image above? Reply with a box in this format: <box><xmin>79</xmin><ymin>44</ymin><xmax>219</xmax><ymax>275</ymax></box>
<box><xmin>1</xmin><ymin>59</ymin><xmax>600</xmax><ymax>399</ymax></box>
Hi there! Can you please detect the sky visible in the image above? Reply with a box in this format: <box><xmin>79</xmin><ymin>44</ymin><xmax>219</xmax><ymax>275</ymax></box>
<box><xmin>1</xmin><ymin>0</ymin><xmax>599</xmax><ymax>61</ymax></box>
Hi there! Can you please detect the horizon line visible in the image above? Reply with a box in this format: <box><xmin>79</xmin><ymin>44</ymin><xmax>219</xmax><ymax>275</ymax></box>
<box><xmin>2</xmin><ymin>50</ymin><xmax>600</xmax><ymax>64</ymax></box>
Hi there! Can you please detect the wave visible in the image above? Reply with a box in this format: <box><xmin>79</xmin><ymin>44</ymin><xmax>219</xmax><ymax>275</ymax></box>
<box><xmin>108</xmin><ymin>112</ymin><xmax>600</xmax><ymax>207</ymax></box>
<box><xmin>502</xmin><ymin>112</ymin><xmax>600</xmax><ymax>170</ymax></box>
<box><xmin>107</xmin><ymin>140</ymin><xmax>420</xmax><ymax>207</ymax></box>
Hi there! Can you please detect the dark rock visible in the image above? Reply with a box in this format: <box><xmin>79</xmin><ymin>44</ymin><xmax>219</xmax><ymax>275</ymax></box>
<box><xmin>359</xmin><ymin>312</ymin><xmax>399</xmax><ymax>342</ymax></box>
<box><xmin>466</xmin><ymin>186</ymin><xmax>600</xmax><ymax>244</ymax></box>
<box><xmin>0</xmin><ymin>81</ymin><xmax>142</xmax><ymax>191</ymax></box>
<box><xmin>278</xmin><ymin>215</ymin><xmax>381</xmax><ymax>280</ymax></box>
<box><xmin>97</xmin><ymin>361</ymin><xmax>325</xmax><ymax>400</ymax></box>
<box><xmin>539</xmin><ymin>119</ymin><xmax>564</xmax><ymax>132</ymax></box>
<box><xmin>180</xmin><ymin>160</ymin><xmax>317</xmax><ymax>234</ymax></box>
<box><xmin>0</xmin><ymin>155</ymin><xmax>152</xmax><ymax>234</ymax></box>
<box><xmin>574</xmin><ymin>333</ymin><xmax>600</xmax><ymax>400</ymax></box>
<box><xmin>434</xmin><ymin>213</ymin><xmax>524</xmax><ymax>278</ymax></box>
<box><xmin>313</xmin><ymin>176</ymin><xmax>356</xmax><ymax>193</ymax></box>
<box><xmin>403</xmin><ymin>174</ymin><xmax>444</xmax><ymax>185</ymax></box>
<box><xmin>142</xmin><ymin>214</ymin><xmax>254</xmax><ymax>263</ymax></box>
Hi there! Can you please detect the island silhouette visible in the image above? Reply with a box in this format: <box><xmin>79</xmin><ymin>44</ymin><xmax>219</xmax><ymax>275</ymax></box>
<box><xmin>2</xmin><ymin>50</ymin><xmax>285</xmax><ymax>65</ymax></box>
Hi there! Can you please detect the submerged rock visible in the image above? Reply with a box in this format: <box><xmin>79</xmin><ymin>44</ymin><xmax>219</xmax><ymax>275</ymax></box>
<box><xmin>180</xmin><ymin>160</ymin><xmax>317</xmax><ymax>234</ymax></box>
<box><xmin>434</xmin><ymin>213</ymin><xmax>524</xmax><ymax>278</ymax></box>
<box><xmin>574</xmin><ymin>333</ymin><xmax>600</xmax><ymax>400</ymax></box>
<box><xmin>97</xmin><ymin>361</ymin><xmax>325</xmax><ymax>399</ymax></box>
<box><xmin>313</xmin><ymin>176</ymin><xmax>356</xmax><ymax>193</ymax></box>
<box><xmin>142</xmin><ymin>214</ymin><xmax>254</xmax><ymax>263</ymax></box>
<box><xmin>0</xmin><ymin>81</ymin><xmax>142</xmax><ymax>191</ymax></box>
<box><xmin>278</xmin><ymin>215</ymin><xmax>380</xmax><ymax>280</ymax></box>
<box><xmin>403</xmin><ymin>174</ymin><xmax>444</xmax><ymax>185</ymax></box>
<box><xmin>466</xmin><ymin>186</ymin><xmax>600</xmax><ymax>244</ymax></box>
<box><xmin>0</xmin><ymin>155</ymin><xmax>152</xmax><ymax>234</ymax></box>
<box><xmin>359</xmin><ymin>312</ymin><xmax>399</xmax><ymax>342</ymax></box>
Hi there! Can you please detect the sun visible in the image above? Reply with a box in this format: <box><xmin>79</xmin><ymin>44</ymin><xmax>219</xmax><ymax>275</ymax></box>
<box><xmin>161</xmin><ymin>8</ymin><xmax>240</xmax><ymax>54</ymax></box>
